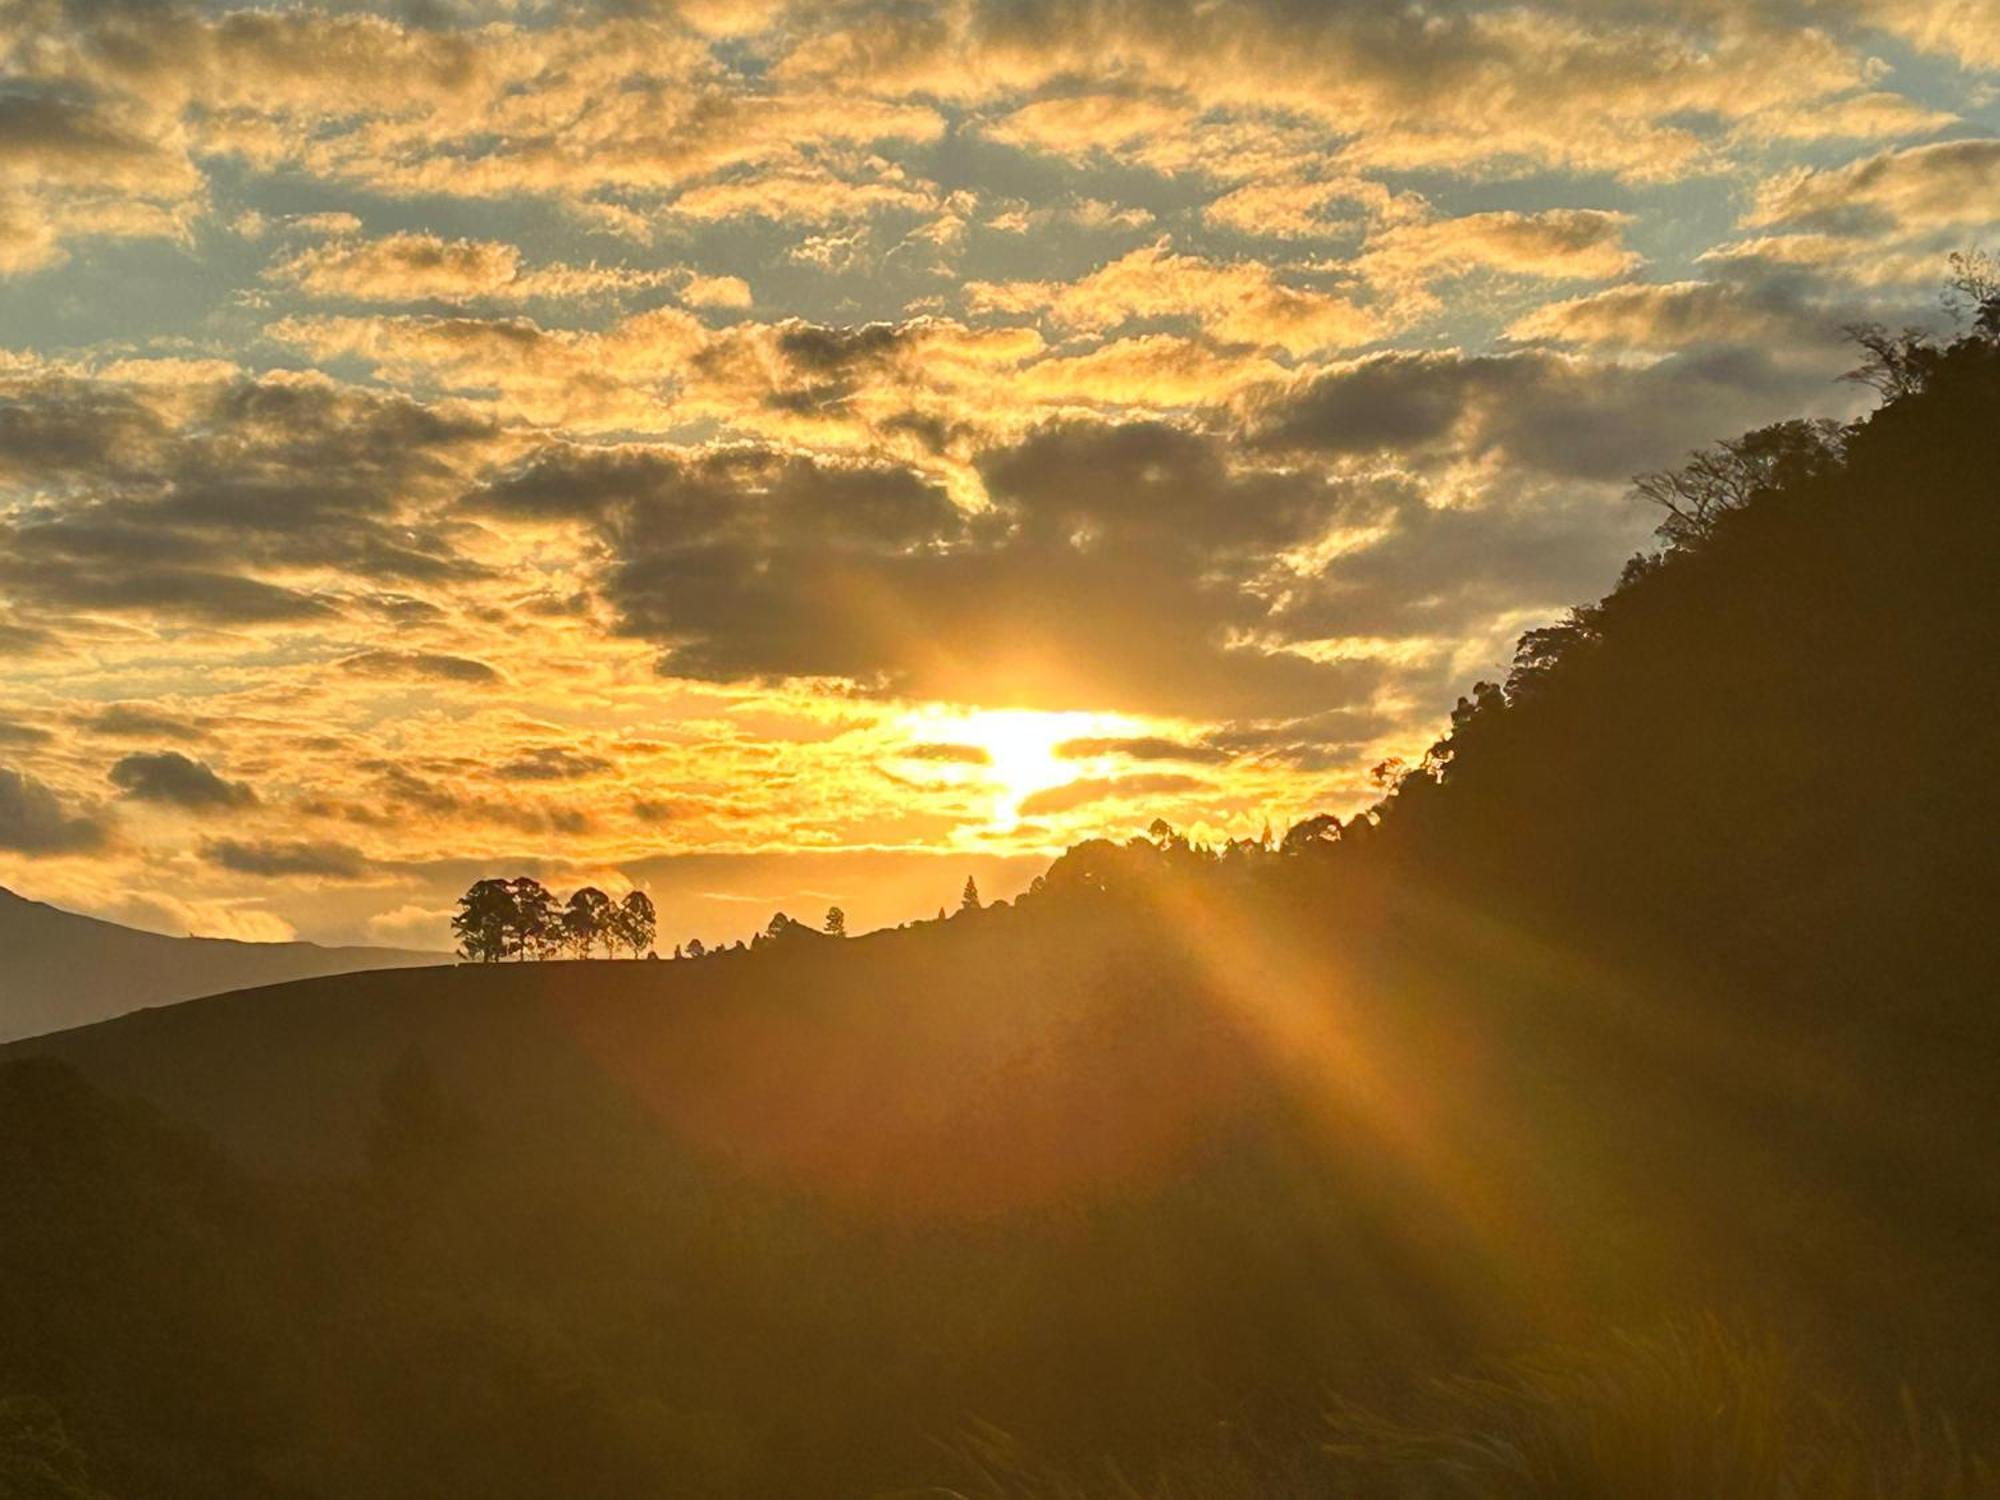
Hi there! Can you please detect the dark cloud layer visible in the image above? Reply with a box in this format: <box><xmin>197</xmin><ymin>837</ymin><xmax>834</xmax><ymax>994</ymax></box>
<box><xmin>108</xmin><ymin>751</ymin><xmax>256</xmax><ymax>809</ymax></box>
<box><xmin>337</xmin><ymin>649</ymin><xmax>502</xmax><ymax>684</ymax></box>
<box><xmin>82</xmin><ymin>704</ymin><xmax>208</xmax><ymax>741</ymax></box>
<box><xmin>1057</xmin><ymin>736</ymin><xmax>1232</xmax><ymax>764</ymax></box>
<box><xmin>1251</xmin><ymin>344</ymin><xmax>1837</xmax><ymax>482</ymax></box>
<box><xmin>0</xmin><ymin>374</ymin><xmax>495</xmax><ymax>626</ymax></box>
<box><xmin>495</xmin><ymin>747</ymin><xmax>615</xmax><ymax>782</ymax></box>
<box><xmin>474</xmin><ymin>422</ymin><xmax>1391</xmax><ymax>717</ymax></box>
<box><xmin>203</xmin><ymin>837</ymin><xmax>368</xmax><ymax>879</ymax></box>
<box><xmin>0</xmin><ymin>767</ymin><xmax>106</xmax><ymax>854</ymax></box>
<box><xmin>458</xmin><ymin>309</ymin><xmax>1852</xmax><ymax>724</ymax></box>
<box><xmin>900</xmin><ymin>742</ymin><xmax>994</xmax><ymax>764</ymax></box>
<box><xmin>1017</xmin><ymin>773</ymin><xmax>1209</xmax><ymax>817</ymax></box>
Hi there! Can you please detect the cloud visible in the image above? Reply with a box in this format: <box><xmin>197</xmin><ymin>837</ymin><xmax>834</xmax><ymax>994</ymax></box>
<box><xmin>668</xmin><ymin>157</ymin><xmax>943</xmax><ymax>225</ymax></box>
<box><xmin>1260</xmin><ymin>483</ymin><xmax>1652</xmax><ymax>649</ymax></box>
<box><xmin>336</xmin><ymin>650</ymin><xmax>503</xmax><ymax>684</ymax></box>
<box><xmin>0</xmin><ymin>0</ymin><xmax>1946</xmax><ymax>292</ymax></box>
<box><xmin>273</xmin><ymin>301</ymin><xmax>1273</xmax><ymax>449</ymax></box>
<box><xmin>0</xmin><ymin>618</ymin><xmax>58</xmax><ymax>655</ymax></box>
<box><xmin>968</xmin><ymin>241</ymin><xmax>1380</xmax><ymax>355</ymax></box>
<box><xmin>1504</xmin><ymin>279</ymin><xmax>1844</xmax><ymax>352</ymax></box>
<box><xmin>80</xmin><ymin>704</ymin><xmax>208</xmax><ymax>741</ymax></box>
<box><xmin>1728</xmin><ymin>89</ymin><xmax>1955</xmax><ymax>145</ymax></box>
<box><xmin>271</xmin><ymin>231</ymin><xmax>524</xmax><ymax>301</ymax></box>
<box><xmin>1249</xmin><ymin>345</ymin><xmax>1842</xmax><ymax>482</ymax></box>
<box><xmin>1056</xmin><ymin>736</ymin><xmax>1231</xmax><ymax>765</ymax></box>
<box><xmin>268</xmin><ymin>230</ymin><xmax>676</xmax><ymax>304</ymax></box>
<box><xmin>0</xmin><ymin>367</ymin><xmax>498</xmax><ymax>624</ymax></box>
<box><xmin>683</xmin><ymin>272</ymin><xmax>752</xmax><ymax>308</ymax></box>
<box><xmin>108</xmin><ymin>751</ymin><xmax>256</xmax><ymax>809</ymax></box>
<box><xmin>364</xmin><ymin>901</ymin><xmax>453</xmax><ymax>947</ymax></box>
<box><xmin>901</xmin><ymin>742</ymin><xmax>993</xmax><ymax>764</ymax></box>
<box><xmin>0</xmin><ymin>82</ymin><xmax>202</xmax><ymax>277</ymax></box>
<box><xmin>472</xmin><ymin>422</ymin><xmax>1386</xmax><ymax>717</ymax></box>
<box><xmin>1749</xmin><ymin>138</ymin><xmax>2000</xmax><ymax>233</ymax></box>
<box><xmin>981</xmin><ymin>92</ymin><xmax>1195</xmax><ymax>161</ymax></box>
<box><xmin>1209</xmin><ymin>706</ymin><xmax>1394</xmax><ymax>770</ymax></box>
<box><xmin>1013</xmin><ymin>336</ymin><xmax>1286</xmax><ymax>409</ymax></box>
<box><xmin>495</xmin><ymin>747</ymin><xmax>616</xmax><ymax>781</ymax></box>
<box><xmin>1861</xmin><ymin>0</ymin><xmax>2000</xmax><ymax>70</ymax></box>
<box><xmin>1</xmin><ymin>4</ymin><xmax>951</xmax><ymax>274</ymax></box>
<box><xmin>1359</xmin><ymin>210</ymin><xmax>1641</xmax><ymax>293</ymax></box>
<box><xmin>204</xmin><ymin>837</ymin><xmax>368</xmax><ymax>879</ymax></box>
<box><xmin>1017</xmin><ymin>773</ymin><xmax>1209</xmax><ymax>817</ymax></box>
<box><xmin>1202</xmin><ymin>178</ymin><xmax>1405</xmax><ymax>239</ymax></box>
<box><xmin>268</xmin><ymin>306</ymin><xmax>713</xmax><ymax>430</ymax></box>
<box><xmin>106</xmin><ymin>890</ymin><xmax>297</xmax><ymax>944</ymax></box>
<box><xmin>0</xmin><ymin>767</ymin><xmax>106</xmax><ymax>854</ymax></box>
<box><xmin>781</xmin><ymin>0</ymin><xmax>1878</xmax><ymax>182</ymax></box>
<box><xmin>1692</xmin><ymin>233</ymin><xmax>1951</xmax><ymax>290</ymax></box>
<box><xmin>0</xmin><ymin>193</ymin><xmax>67</xmax><ymax>275</ymax></box>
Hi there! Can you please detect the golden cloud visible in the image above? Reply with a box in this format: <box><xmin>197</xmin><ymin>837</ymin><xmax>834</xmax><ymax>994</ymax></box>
<box><xmin>268</xmin><ymin>231</ymin><xmax>677</xmax><ymax>304</ymax></box>
<box><xmin>968</xmin><ymin>242</ymin><xmax>1381</xmax><ymax>356</ymax></box>
<box><xmin>1749</xmin><ymin>138</ymin><xmax>2000</xmax><ymax>232</ymax></box>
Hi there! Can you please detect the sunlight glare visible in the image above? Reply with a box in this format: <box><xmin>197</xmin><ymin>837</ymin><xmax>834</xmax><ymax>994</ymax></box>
<box><xmin>903</xmin><ymin>707</ymin><xmax>1137</xmax><ymax>827</ymax></box>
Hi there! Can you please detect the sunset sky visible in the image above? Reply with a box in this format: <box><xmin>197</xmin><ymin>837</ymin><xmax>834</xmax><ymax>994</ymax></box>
<box><xmin>0</xmin><ymin>0</ymin><xmax>1995</xmax><ymax>948</ymax></box>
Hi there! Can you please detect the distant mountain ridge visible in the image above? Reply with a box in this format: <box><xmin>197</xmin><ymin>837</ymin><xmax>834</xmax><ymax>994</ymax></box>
<box><xmin>0</xmin><ymin>884</ymin><xmax>448</xmax><ymax>1042</ymax></box>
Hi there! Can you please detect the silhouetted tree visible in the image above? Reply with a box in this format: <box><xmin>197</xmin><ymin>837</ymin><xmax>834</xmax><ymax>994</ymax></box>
<box><xmin>1946</xmin><ymin>248</ymin><xmax>1999</xmax><ymax>338</ymax></box>
<box><xmin>1844</xmin><ymin>319</ymin><xmax>1940</xmax><ymax>399</ymax></box>
<box><xmin>1634</xmin><ymin>420</ymin><xmax>1844</xmax><ymax>551</ymax></box>
<box><xmin>960</xmin><ymin>876</ymin><xmax>980</xmax><ymax>913</ymax></box>
<box><xmin>824</xmin><ymin>906</ymin><xmax>846</xmax><ymax>937</ymax></box>
<box><xmin>562</xmin><ymin>887</ymin><xmax>614</xmax><ymax>958</ymax></box>
<box><xmin>507</xmin><ymin>877</ymin><xmax>557</xmax><ymax>960</ymax></box>
<box><xmin>452</xmin><ymin>878</ymin><xmax>516</xmax><ymax>963</ymax></box>
<box><xmin>1281</xmin><ymin>813</ymin><xmax>1341</xmax><ymax>856</ymax></box>
<box><xmin>615</xmin><ymin>891</ymin><xmax>657</xmax><ymax>957</ymax></box>
<box><xmin>1220</xmin><ymin>835</ymin><xmax>1264</xmax><ymax>865</ymax></box>
<box><xmin>1038</xmin><ymin>838</ymin><xmax>1127</xmax><ymax>898</ymax></box>
<box><xmin>685</xmin><ymin>937</ymin><xmax>705</xmax><ymax>959</ymax></box>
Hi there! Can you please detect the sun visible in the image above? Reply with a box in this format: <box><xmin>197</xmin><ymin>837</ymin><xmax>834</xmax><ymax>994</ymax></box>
<box><xmin>902</xmin><ymin>707</ymin><xmax>1135</xmax><ymax>827</ymax></box>
<box><xmin>965</xmin><ymin>711</ymin><xmax>1074</xmax><ymax>821</ymax></box>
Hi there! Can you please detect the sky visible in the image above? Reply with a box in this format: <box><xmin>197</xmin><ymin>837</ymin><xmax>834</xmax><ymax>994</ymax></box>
<box><xmin>0</xmin><ymin>0</ymin><xmax>1995</xmax><ymax>950</ymax></box>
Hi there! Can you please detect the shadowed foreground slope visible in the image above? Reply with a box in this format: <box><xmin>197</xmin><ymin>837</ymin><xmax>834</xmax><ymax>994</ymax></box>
<box><xmin>4</xmin><ymin>310</ymin><xmax>1999</xmax><ymax>1497</ymax></box>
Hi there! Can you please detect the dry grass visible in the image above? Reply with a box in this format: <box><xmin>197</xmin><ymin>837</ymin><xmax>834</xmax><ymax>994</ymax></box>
<box><xmin>939</xmin><ymin>1321</ymin><xmax>2000</xmax><ymax>1500</ymax></box>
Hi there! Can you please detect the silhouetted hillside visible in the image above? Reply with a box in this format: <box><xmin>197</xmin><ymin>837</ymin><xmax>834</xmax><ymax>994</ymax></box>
<box><xmin>3</xmin><ymin>305</ymin><xmax>1998</xmax><ymax>1497</ymax></box>
<box><xmin>0</xmin><ymin>885</ymin><xmax>447</xmax><ymax>1042</ymax></box>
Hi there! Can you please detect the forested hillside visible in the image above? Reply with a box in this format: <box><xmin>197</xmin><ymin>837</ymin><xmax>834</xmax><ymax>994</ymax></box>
<box><xmin>3</xmin><ymin>305</ymin><xmax>1997</xmax><ymax>1498</ymax></box>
